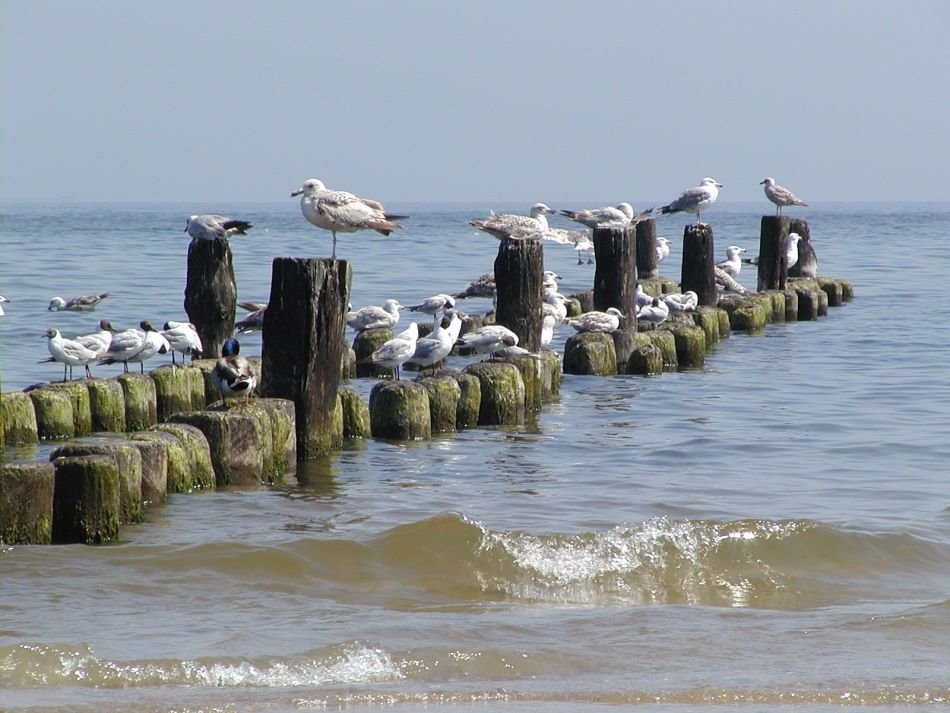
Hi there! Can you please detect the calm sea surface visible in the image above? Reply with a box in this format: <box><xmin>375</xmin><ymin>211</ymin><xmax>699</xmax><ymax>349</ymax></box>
<box><xmin>0</xmin><ymin>202</ymin><xmax>948</xmax><ymax>712</ymax></box>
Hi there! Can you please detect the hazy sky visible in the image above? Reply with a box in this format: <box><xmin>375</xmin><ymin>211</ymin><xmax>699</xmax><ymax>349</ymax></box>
<box><xmin>2</xmin><ymin>1</ymin><xmax>947</xmax><ymax>205</ymax></box>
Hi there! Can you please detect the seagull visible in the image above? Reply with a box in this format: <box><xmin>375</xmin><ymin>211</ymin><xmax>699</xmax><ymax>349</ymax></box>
<box><xmin>717</xmin><ymin>245</ymin><xmax>747</xmax><ymax>277</ymax></box>
<box><xmin>235</xmin><ymin>301</ymin><xmax>267</xmax><ymax>334</ymax></box>
<box><xmin>635</xmin><ymin>284</ymin><xmax>653</xmax><ymax>310</ymax></box>
<box><xmin>785</xmin><ymin>232</ymin><xmax>803</xmax><ymax>270</ymax></box>
<box><xmin>212</xmin><ymin>338</ymin><xmax>256</xmax><ymax>405</ymax></box>
<box><xmin>291</xmin><ymin>178</ymin><xmax>407</xmax><ymax>259</ymax></box>
<box><xmin>407</xmin><ymin>294</ymin><xmax>455</xmax><ymax>322</ymax></box>
<box><xmin>456</xmin><ymin>324</ymin><xmax>519</xmax><ymax>356</ymax></box>
<box><xmin>760</xmin><ymin>177</ymin><xmax>807</xmax><ymax>215</ymax></box>
<box><xmin>41</xmin><ymin>328</ymin><xmax>99</xmax><ymax>380</ymax></box>
<box><xmin>637</xmin><ymin>297</ymin><xmax>670</xmax><ymax>327</ymax></box>
<box><xmin>346</xmin><ymin>299</ymin><xmax>404</xmax><ymax>332</ymax></box>
<box><xmin>656</xmin><ymin>236</ymin><xmax>672</xmax><ymax>264</ymax></box>
<box><xmin>541</xmin><ymin>270</ymin><xmax>562</xmax><ymax>295</ymax></box>
<box><xmin>664</xmin><ymin>291</ymin><xmax>699</xmax><ymax>312</ymax></box>
<box><xmin>454</xmin><ymin>272</ymin><xmax>496</xmax><ymax>301</ymax></box>
<box><xmin>406</xmin><ymin>310</ymin><xmax>462</xmax><ymax>373</ymax></box>
<box><xmin>184</xmin><ymin>214</ymin><xmax>252</xmax><ymax>241</ymax></box>
<box><xmin>469</xmin><ymin>203</ymin><xmax>556</xmax><ymax>240</ymax></box>
<box><xmin>542</xmin><ymin>291</ymin><xmax>569</xmax><ymax>326</ymax></box>
<box><xmin>161</xmin><ymin>321</ymin><xmax>203</xmax><ymax>364</ymax></box>
<box><xmin>540</xmin><ymin>313</ymin><xmax>557</xmax><ymax>346</ymax></box>
<box><xmin>0</xmin><ymin>295</ymin><xmax>8</xmax><ymax>316</ymax></box>
<box><xmin>559</xmin><ymin>202</ymin><xmax>652</xmax><ymax>229</ymax></box>
<box><xmin>714</xmin><ymin>266</ymin><xmax>748</xmax><ymax>295</ymax></box>
<box><xmin>566</xmin><ymin>307</ymin><xmax>625</xmax><ymax>333</ymax></box>
<box><xmin>74</xmin><ymin>319</ymin><xmax>115</xmax><ymax>355</ymax></box>
<box><xmin>48</xmin><ymin>292</ymin><xmax>110</xmax><ymax>312</ymax></box>
<box><xmin>362</xmin><ymin>321</ymin><xmax>419</xmax><ymax>379</ymax></box>
<box><xmin>534</xmin><ymin>227</ymin><xmax>594</xmax><ymax>264</ymax></box>
<box><xmin>789</xmin><ymin>233</ymin><xmax>819</xmax><ymax>279</ymax></box>
<box><xmin>660</xmin><ymin>177</ymin><xmax>722</xmax><ymax>224</ymax></box>
<box><xmin>98</xmin><ymin>321</ymin><xmax>169</xmax><ymax>373</ymax></box>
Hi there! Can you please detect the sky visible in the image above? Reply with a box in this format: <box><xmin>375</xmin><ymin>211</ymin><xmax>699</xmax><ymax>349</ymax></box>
<box><xmin>1</xmin><ymin>1</ymin><xmax>948</xmax><ymax>205</ymax></box>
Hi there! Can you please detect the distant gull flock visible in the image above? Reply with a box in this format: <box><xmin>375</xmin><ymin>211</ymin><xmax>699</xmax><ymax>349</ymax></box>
<box><xmin>24</xmin><ymin>174</ymin><xmax>811</xmax><ymax>382</ymax></box>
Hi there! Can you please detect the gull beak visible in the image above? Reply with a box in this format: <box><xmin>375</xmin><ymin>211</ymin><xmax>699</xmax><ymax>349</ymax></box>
<box><xmin>290</xmin><ymin>187</ymin><xmax>304</xmax><ymax>197</ymax></box>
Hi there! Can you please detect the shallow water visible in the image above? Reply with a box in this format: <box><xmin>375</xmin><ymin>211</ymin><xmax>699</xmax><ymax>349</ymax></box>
<box><xmin>0</xmin><ymin>202</ymin><xmax>948</xmax><ymax>711</ymax></box>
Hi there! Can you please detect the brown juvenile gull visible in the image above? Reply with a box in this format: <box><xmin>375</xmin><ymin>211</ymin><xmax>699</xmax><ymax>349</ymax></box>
<box><xmin>291</xmin><ymin>178</ymin><xmax>407</xmax><ymax>259</ymax></box>
<box><xmin>469</xmin><ymin>203</ymin><xmax>556</xmax><ymax>240</ymax></box>
<box><xmin>760</xmin><ymin>177</ymin><xmax>807</xmax><ymax>215</ymax></box>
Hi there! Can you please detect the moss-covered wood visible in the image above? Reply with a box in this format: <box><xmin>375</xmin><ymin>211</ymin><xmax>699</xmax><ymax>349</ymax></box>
<box><xmin>352</xmin><ymin>327</ymin><xmax>396</xmax><ymax>379</ymax></box>
<box><xmin>719</xmin><ymin>297</ymin><xmax>767</xmax><ymax>333</ymax></box>
<box><xmin>51</xmin><ymin>454</ymin><xmax>121</xmax><ymax>544</ymax></box>
<box><xmin>664</xmin><ymin>322</ymin><xmax>706</xmax><ymax>369</ymax></box>
<box><xmin>463</xmin><ymin>362</ymin><xmax>525</xmax><ymax>426</ymax></box>
<box><xmin>28</xmin><ymin>388</ymin><xmax>75</xmax><ymax>440</ymax></box>
<box><xmin>763</xmin><ymin>290</ymin><xmax>787</xmax><ymax>323</ymax></box>
<box><xmin>568</xmin><ymin>290</ymin><xmax>594</xmax><ymax>314</ymax></box>
<box><xmin>681</xmin><ymin>223</ymin><xmax>717</xmax><ymax>306</ymax></box>
<box><xmin>168</xmin><ymin>408</ymin><xmax>271</xmax><ymax>487</ymax></box>
<box><xmin>495</xmin><ymin>237</ymin><xmax>543</xmax><ymax>352</ymax></box>
<box><xmin>634</xmin><ymin>330</ymin><xmax>678</xmax><ymax>371</ymax></box>
<box><xmin>818</xmin><ymin>278</ymin><xmax>843</xmax><ymax>307</ymax></box>
<box><xmin>117</xmin><ymin>373</ymin><xmax>158</xmax><ymax>431</ymax></box>
<box><xmin>690</xmin><ymin>306</ymin><xmax>721</xmax><ymax>346</ymax></box>
<box><xmin>184</xmin><ymin>236</ymin><xmax>236</xmax><ymax>360</ymax></box>
<box><xmin>498</xmin><ymin>354</ymin><xmax>544</xmax><ymax>412</ymax></box>
<box><xmin>540</xmin><ymin>349</ymin><xmax>561</xmax><ymax>399</ymax></box>
<box><xmin>369</xmin><ymin>380</ymin><xmax>432</xmax><ymax>440</ymax></box>
<box><xmin>419</xmin><ymin>375</ymin><xmax>461</xmax><ymax>433</ymax></box>
<box><xmin>150</xmin><ymin>365</ymin><xmax>206</xmax><ymax>421</ymax></box>
<box><xmin>128</xmin><ymin>431</ymin><xmax>189</xmax><ymax>494</ymax></box>
<box><xmin>428</xmin><ymin>369</ymin><xmax>481</xmax><ymax>428</ymax></box>
<box><xmin>85</xmin><ymin>378</ymin><xmax>126</xmax><ymax>432</ymax></box>
<box><xmin>0</xmin><ymin>462</ymin><xmax>54</xmax><ymax>544</ymax></box>
<box><xmin>339</xmin><ymin>386</ymin><xmax>371</xmax><ymax>438</ymax></box>
<box><xmin>248</xmin><ymin>398</ymin><xmax>297</xmax><ymax>480</ymax></box>
<box><xmin>626</xmin><ymin>343</ymin><xmax>663</xmax><ymax>376</ymax></box>
<box><xmin>45</xmin><ymin>381</ymin><xmax>92</xmax><ymax>437</ymax></box>
<box><xmin>153</xmin><ymin>423</ymin><xmax>215</xmax><ymax>491</ymax></box>
<box><xmin>122</xmin><ymin>437</ymin><xmax>168</xmax><ymax>507</ymax></box>
<box><xmin>50</xmin><ymin>441</ymin><xmax>144</xmax><ymax>525</ymax></box>
<box><xmin>563</xmin><ymin>332</ymin><xmax>618</xmax><ymax>376</ymax></box>
<box><xmin>1</xmin><ymin>391</ymin><xmax>39</xmax><ymax>445</ymax></box>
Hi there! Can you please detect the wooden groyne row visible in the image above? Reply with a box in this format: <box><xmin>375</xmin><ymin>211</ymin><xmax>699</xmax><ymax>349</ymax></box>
<box><xmin>1</xmin><ymin>215</ymin><xmax>853</xmax><ymax>545</ymax></box>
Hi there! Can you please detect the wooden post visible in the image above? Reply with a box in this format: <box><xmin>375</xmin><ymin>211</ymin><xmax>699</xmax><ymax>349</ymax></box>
<box><xmin>494</xmin><ymin>238</ymin><xmax>543</xmax><ymax>352</ymax></box>
<box><xmin>184</xmin><ymin>238</ymin><xmax>237</xmax><ymax>359</ymax></box>
<box><xmin>788</xmin><ymin>218</ymin><xmax>819</xmax><ymax>279</ymax></box>
<box><xmin>757</xmin><ymin>216</ymin><xmax>790</xmax><ymax>291</ymax></box>
<box><xmin>635</xmin><ymin>219</ymin><xmax>658</xmax><ymax>279</ymax></box>
<box><xmin>260</xmin><ymin>258</ymin><xmax>351</xmax><ymax>458</ymax></box>
<box><xmin>680</xmin><ymin>224</ymin><xmax>717</xmax><ymax>307</ymax></box>
<box><xmin>593</xmin><ymin>226</ymin><xmax>637</xmax><ymax>368</ymax></box>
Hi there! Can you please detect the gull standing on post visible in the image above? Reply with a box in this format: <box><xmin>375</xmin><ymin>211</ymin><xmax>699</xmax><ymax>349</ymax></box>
<box><xmin>42</xmin><ymin>328</ymin><xmax>100</xmax><ymax>380</ymax></box>
<box><xmin>407</xmin><ymin>294</ymin><xmax>455</xmax><ymax>323</ymax></box>
<box><xmin>362</xmin><ymin>321</ymin><xmax>419</xmax><ymax>380</ymax></box>
<box><xmin>566</xmin><ymin>308</ymin><xmax>625</xmax><ymax>334</ymax></box>
<box><xmin>760</xmin><ymin>177</ymin><xmax>807</xmax><ymax>215</ymax></box>
<box><xmin>559</xmin><ymin>202</ymin><xmax>652</xmax><ymax>229</ymax></box>
<box><xmin>469</xmin><ymin>203</ymin><xmax>556</xmax><ymax>240</ymax></box>
<box><xmin>456</xmin><ymin>324</ymin><xmax>519</xmax><ymax>357</ymax></box>
<box><xmin>717</xmin><ymin>245</ymin><xmax>747</xmax><ymax>277</ymax></box>
<box><xmin>161</xmin><ymin>321</ymin><xmax>203</xmax><ymax>364</ymax></box>
<box><xmin>74</xmin><ymin>319</ymin><xmax>114</xmax><ymax>355</ymax></box>
<box><xmin>184</xmin><ymin>215</ymin><xmax>252</xmax><ymax>241</ymax></box>
<box><xmin>406</xmin><ymin>310</ymin><xmax>462</xmax><ymax>373</ymax></box>
<box><xmin>346</xmin><ymin>299</ymin><xmax>404</xmax><ymax>332</ymax></box>
<box><xmin>291</xmin><ymin>178</ymin><xmax>407</xmax><ymax>259</ymax></box>
<box><xmin>660</xmin><ymin>177</ymin><xmax>722</xmax><ymax>224</ymax></box>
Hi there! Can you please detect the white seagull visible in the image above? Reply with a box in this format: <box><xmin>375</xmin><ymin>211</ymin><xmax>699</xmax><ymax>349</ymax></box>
<box><xmin>760</xmin><ymin>177</ymin><xmax>807</xmax><ymax>215</ymax></box>
<box><xmin>660</xmin><ymin>177</ymin><xmax>722</xmax><ymax>223</ymax></box>
<box><xmin>161</xmin><ymin>321</ymin><xmax>203</xmax><ymax>364</ymax></box>
<box><xmin>540</xmin><ymin>313</ymin><xmax>558</xmax><ymax>347</ymax></box>
<box><xmin>0</xmin><ymin>295</ymin><xmax>8</xmax><ymax>316</ymax></box>
<box><xmin>291</xmin><ymin>178</ymin><xmax>407</xmax><ymax>259</ymax></box>
<box><xmin>717</xmin><ymin>245</ymin><xmax>747</xmax><ymax>277</ymax></box>
<box><xmin>456</xmin><ymin>324</ymin><xmax>519</xmax><ymax>356</ymax></box>
<box><xmin>347</xmin><ymin>299</ymin><xmax>404</xmax><ymax>332</ymax></box>
<box><xmin>559</xmin><ymin>202</ymin><xmax>652</xmax><ymax>229</ymax></box>
<box><xmin>656</xmin><ymin>236</ymin><xmax>672</xmax><ymax>264</ymax></box>
<box><xmin>362</xmin><ymin>321</ymin><xmax>419</xmax><ymax>379</ymax></box>
<box><xmin>235</xmin><ymin>301</ymin><xmax>267</xmax><ymax>334</ymax></box>
<box><xmin>184</xmin><ymin>214</ymin><xmax>252</xmax><ymax>241</ymax></box>
<box><xmin>48</xmin><ymin>292</ymin><xmax>110</xmax><ymax>312</ymax></box>
<box><xmin>407</xmin><ymin>294</ymin><xmax>455</xmax><ymax>322</ymax></box>
<box><xmin>635</xmin><ymin>284</ymin><xmax>653</xmax><ymax>310</ymax></box>
<box><xmin>74</xmin><ymin>319</ymin><xmax>115</xmax><ymax>355</ymax></box>
<box><xmin>664</xmin><ymin>291</ymin><xmax>699</xmax><ymax>313</ymax></box>
<box><xmin>98</xmin><ymin>321</ymin><xmax>169</xmax><ymax>373</ymax></box>
<box><xmin>469</xmin><ymin>203</ymin><xmax>556</xmax><ymax>240</ymax></box>
<box><xmin>566</xmin><ymin>307</ymin><xmax>625</xmax><ymax>334</ymax></box>
<box><xmin>406</xmin><ymin>310</ymin><xmax>463</xmax><ymax>373</ymax></box>
<box><xmin>785</xmin><ymin>232</ymin><xmax>803</xmax><ymax>270</ymax></box>
<box><xmin>42</xmin><ymin>328</ymin><xmax>100</xmax><ymax>380</ymax></box>
<box><xmin>637</xmin><ymin>297</ymin><xmax>670</xmax><ymax>327</ymax></box>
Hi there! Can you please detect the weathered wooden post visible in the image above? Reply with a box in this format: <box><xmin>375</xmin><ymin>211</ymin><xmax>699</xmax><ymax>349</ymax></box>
<box><xmin>260</xmin><ymin>258</ymin><xmax>351</xmax><ymax>458</ymax></box>
<box><xmin>593</xmin><ymin>226</ymin><xmax>637</xmax><ymax>367</ymax></box>
<box><xmin>757</xmin><ymin>216</ymin><xmax>790</xmax><ymax>291</ymax></box>
<box><xmin>635</xmin><ymin>219</ymin><xmax>658</xmax><ymax>279</ymax></box>
<box><xmin>494</xmin><ymin>238</ymin><xmax>542</xmax><ymax>352</ymax></box>
<box><xmin>788</xmin><ymin>218</ymin><xmax>819</xmax><ymax>279</ymax></box>
<box><xmin>184</xmin><ymin>238</ymin><xmax>236</xmax><ymax>359</ymax></box>
<box><xmin>680</xmin><ymin>224</ymin><xmax>717</xmax><ymax>307</ymax></box>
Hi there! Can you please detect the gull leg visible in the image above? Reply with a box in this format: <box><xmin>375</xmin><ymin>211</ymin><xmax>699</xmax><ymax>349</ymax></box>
<box><xmin>85</xmin><ymin>364</ymin><xmax>92</xmax><ymax>379</ymax></box>
<box><xmin>331</xmin><ymin>231</ymin><xmax>337</xmax><ymax>260</ymax></box>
